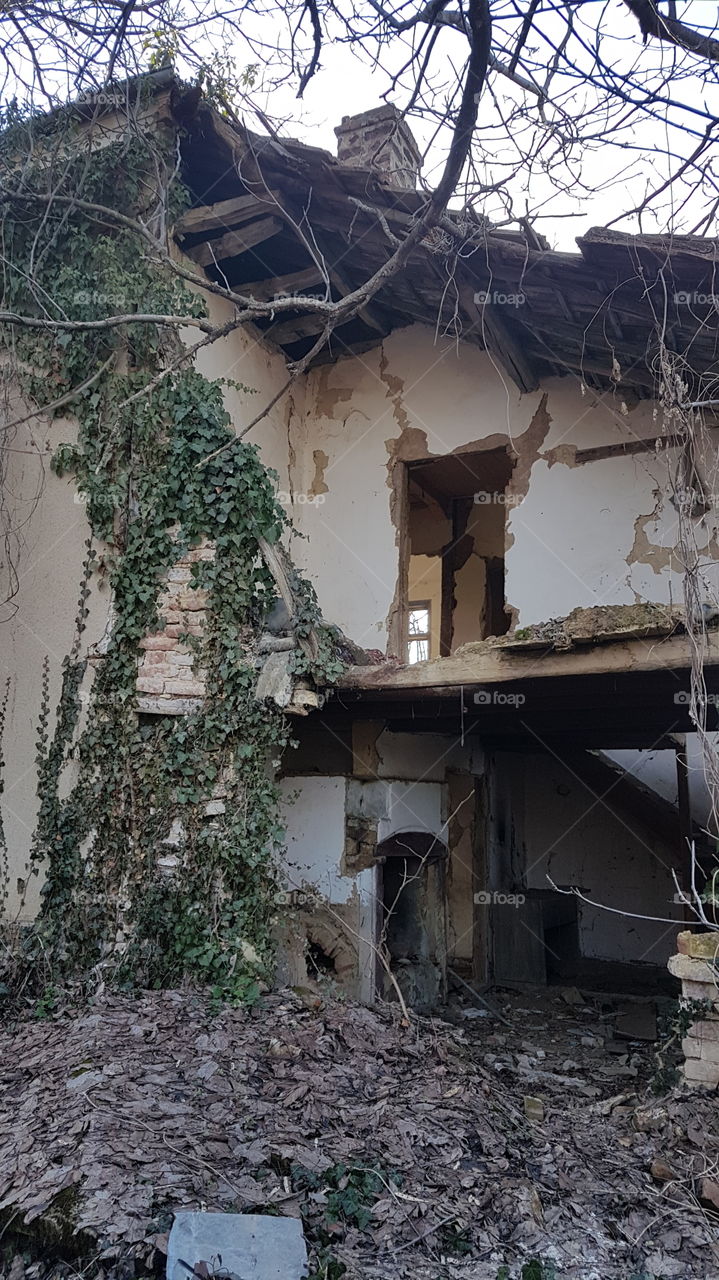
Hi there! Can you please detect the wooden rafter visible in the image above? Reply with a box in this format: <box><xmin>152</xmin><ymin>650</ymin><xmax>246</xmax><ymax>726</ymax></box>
<box><xmin>175</xmin><ymin>191</ymin><xmax>280</xmax><ymax>238</ymax></box>
<box><xmin>186</xmin><ymin>216</ymin><xmax>284</xmax><ymax>267</ymax></box>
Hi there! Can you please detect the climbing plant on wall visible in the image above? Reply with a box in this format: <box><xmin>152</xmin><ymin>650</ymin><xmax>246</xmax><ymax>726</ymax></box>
<box><xmin>0</xmin><ymin>109</ymin><xmax>340</xmax><ymax>1003</ymax></box>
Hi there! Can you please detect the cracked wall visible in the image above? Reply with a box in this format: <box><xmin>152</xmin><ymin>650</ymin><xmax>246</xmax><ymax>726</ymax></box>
<box><xmin>291</xmin><ymin>325</ymin><xmax>719</xmax><ymax>647</ymax></box>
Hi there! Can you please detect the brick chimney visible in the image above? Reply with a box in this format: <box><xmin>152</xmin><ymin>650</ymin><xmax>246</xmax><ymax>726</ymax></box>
<box><xmin>334</xmin><ymin>105</ymin><xmax>420</xmax><ymax>190</ymax></box>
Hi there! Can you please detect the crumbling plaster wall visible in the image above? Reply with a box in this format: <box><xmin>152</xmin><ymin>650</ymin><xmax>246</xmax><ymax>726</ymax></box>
<box><xmin>291</xmin><ymin>324</ymin><xmax>718</xmax><ymax>646</ymax></box>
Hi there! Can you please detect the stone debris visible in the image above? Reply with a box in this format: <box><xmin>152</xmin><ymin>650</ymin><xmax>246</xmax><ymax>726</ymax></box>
<box><xmin>0</xmin><ymin>988</ymin><xmax>718</xmax><ymax>1279</ymax></box>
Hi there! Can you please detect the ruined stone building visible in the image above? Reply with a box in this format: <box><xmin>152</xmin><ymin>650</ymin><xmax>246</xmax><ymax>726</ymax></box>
<box><xmin>3</xmin><ymin>73</ymin><xmax>719</xmax><ymax>1009</ymax></box>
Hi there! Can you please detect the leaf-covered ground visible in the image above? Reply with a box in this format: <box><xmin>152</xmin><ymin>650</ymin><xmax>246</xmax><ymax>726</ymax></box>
<box><xmin>0</xmin><ymin>987</ymin><xmax>717</xmax><ymax>1280</ymax></box>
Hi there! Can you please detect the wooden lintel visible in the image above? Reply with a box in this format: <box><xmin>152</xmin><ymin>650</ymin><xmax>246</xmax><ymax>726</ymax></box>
<box><xmin>175</xmin><ymin>191</ymin><xmax>280</xmax><ymax>238</ymax></box>
<box><xmin>187</xmin><ymin>216</ymin><xmax>284</xmax><ymax>267</ymax></box>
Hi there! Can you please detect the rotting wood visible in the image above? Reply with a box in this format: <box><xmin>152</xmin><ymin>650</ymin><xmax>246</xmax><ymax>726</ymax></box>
<box><xmin>339</xmin><ymin>631</ymin><xmax>719</xmax><ymax>692</ymax></box>
<box><xmin>173</xmin><ymin>103</ymin><xmax>719</xmax><ymax>395</ymax></box>
<box><xmin>457</xmin><ymin>279</ymin><xmax>539</xmax><ymax>394</ymax></box>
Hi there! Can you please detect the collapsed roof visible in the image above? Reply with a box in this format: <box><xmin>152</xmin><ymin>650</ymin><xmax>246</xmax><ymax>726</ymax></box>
<box><xmin>165</xmin><ymin>84</ymin><xmax>719</xmax><ymax>399</ymax></box>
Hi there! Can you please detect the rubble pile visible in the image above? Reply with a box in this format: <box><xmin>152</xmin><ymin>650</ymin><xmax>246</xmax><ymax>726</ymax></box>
<box><xmin>0</xmin><ymin>988</ymin><xmax>717</xmax><ymax>1279</ymax></box>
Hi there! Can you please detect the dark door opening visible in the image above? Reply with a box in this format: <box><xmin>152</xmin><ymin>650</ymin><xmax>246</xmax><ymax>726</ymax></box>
<box><xmin>404</xmin><ymin>447</ymin><xmax>515</xmax><ymax>661</ymax></box>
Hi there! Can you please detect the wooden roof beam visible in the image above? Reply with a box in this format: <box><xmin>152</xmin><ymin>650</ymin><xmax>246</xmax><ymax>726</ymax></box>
<box><xmin>175</xmin><ymin>191</ymin><xmax>281</xmax><ymax>238</ymax></box>
<box><xmin>187</xmin><ymin>216</ymin><xmax>284</xmax><ymax>267</ymax></box>
<box><xmin>238</xmin><ymin>266</ymin><xmax>327</xmax><ymax>301</ymax></box>
<box><xmin>458</xmin><ymin>280</ymin><xmax>539</xmax><ymax>393</ymax></box>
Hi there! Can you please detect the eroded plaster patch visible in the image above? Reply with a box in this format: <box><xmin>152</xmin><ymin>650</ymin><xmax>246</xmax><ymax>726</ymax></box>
<box><xmin>627</xmin><ymin>488</ymin><xmax>676</xmax><ymax>576</ymax></box>
<box><xmin>506</xmin><ymin>392</ymin><xmax>553</xmax><ymax>506</ymax></box>
<box><xmin>542</xmin><ymin>443</ymin><xmax>578</xmax><ymax>469</ymax></box>
<box><xmin>309</xmin><ymin>449</ymin><xmax>330</xmax><ymax>497</ymax></box>
<box><xmin>313</xmin><ymin>366</ymin><xmax>353</xmax><ymax>419</ymax></box>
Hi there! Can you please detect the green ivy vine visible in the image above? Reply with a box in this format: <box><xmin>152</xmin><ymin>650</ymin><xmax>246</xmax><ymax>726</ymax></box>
<box><xmin>0</xmin><ymin>112</ymin><xmax>342</xmax><ymax>1002</ymax></box>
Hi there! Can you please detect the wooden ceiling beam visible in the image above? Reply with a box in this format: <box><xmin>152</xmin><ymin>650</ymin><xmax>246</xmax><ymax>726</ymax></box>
<box><xmin>237</xmin><ymin>266</ymin><xmax>327</xmax><ymax>300</ymax></box>
<box><xmin>175</xmin><ymin>191</ymin><xmax>281</xmax><ymax>238</ymax></box>
<box><xmin>263</xmin><ymin>311</ymin><xmax>335</xmax><ymax>345</ymax></box>
<box><xmin>187</xmin><ymin>216</ymin><xmax>284</xmax><ymax>267</ymax></box>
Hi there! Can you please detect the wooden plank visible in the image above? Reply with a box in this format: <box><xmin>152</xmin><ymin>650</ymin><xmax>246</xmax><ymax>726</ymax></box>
<box><xmin>237</xmin><ymin>266</ymin><xmax>326</xmax><ymax>300</ymax></box>
<box><xmin>330</xmin><ymin>268</ymin><xmax>385</xmax><ymax>334</ymax></box>
<box><xmin>574</xmin><ymin>433</ymin><xmax>683</xmax><ymax>465</ymax></box>
<box><xmin>264</xmin><ymin>312</ymin><xmax>331</xmax><ymax>345</ymax></box>
<box><xmin>175</xmin><ymin>192</ymin><xmax>279</xmax><ymax>237</ymax></box>
<box><xmin>339</xmin><ymin>631</ymin><xmax>719</xmax><ymax>693</ymax></box>
<box><xmin>187</xmin><ymin>216</ymin><xmax>284</xmax><ymax>267</ymax></box>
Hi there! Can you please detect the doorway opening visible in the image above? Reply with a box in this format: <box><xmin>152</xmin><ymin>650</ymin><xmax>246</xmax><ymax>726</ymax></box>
<box><xmin>404</xmin><ymin>448</ymin><xmax>515</xmax><ymax>662</ymax></box>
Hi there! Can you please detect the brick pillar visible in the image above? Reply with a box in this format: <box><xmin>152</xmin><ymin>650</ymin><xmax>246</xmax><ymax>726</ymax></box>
<box><xmin>669</xmin><ymin>931</ymin><xmax>719</xmax><ymax>1089</ymax></box>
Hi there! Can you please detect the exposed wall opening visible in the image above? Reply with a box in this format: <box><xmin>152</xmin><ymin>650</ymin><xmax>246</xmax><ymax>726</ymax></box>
<box><xmin>404</xmin><ymin>448</ymin><xmax>515</xmax><ymax>661</ymax></box>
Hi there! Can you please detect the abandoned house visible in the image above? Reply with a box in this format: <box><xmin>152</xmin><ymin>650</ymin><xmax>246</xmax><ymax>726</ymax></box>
<box><xmin>3</xmin><ymin>71</ymin><xmax>719</xmax><ymax>1013</ymax></box>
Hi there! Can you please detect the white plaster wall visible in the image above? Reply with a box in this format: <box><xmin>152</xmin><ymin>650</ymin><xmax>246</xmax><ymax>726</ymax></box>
<box><xmin>187</xmin><ymin>288</ymin><xmax>299</xmax><ymax>494</ymax></box>
<box><xmin>278</xmin><ymin>771</ymin><xmax>450</xmax><ymax>906</ymax></box>
<box><xmin>1</xmin><ymin>410</ymin><xmax>109</xmax><ymax>918</ymax></box>
<box><xmin>278</xmin><ymin>775</ymin><xmax>352</xmax><ymax>901</ymax></box>
<box><xmin>377</xmin><ymin>781</ymin><xmax>446</xmax><ymax>842</ymax></box>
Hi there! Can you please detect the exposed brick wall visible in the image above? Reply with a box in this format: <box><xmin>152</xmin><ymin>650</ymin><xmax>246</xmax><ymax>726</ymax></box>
<box><xmin>136</xmin><ymin>543</ymin><xmax>212</xmax><ymax>712</ymax></box>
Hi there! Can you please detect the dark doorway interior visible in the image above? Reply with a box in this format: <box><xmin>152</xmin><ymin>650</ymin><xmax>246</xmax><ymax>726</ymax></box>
<box><xmin>377</xmin><ymin>832</ymin><xmax>448</xmax><ymax>1011</ymax></box>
